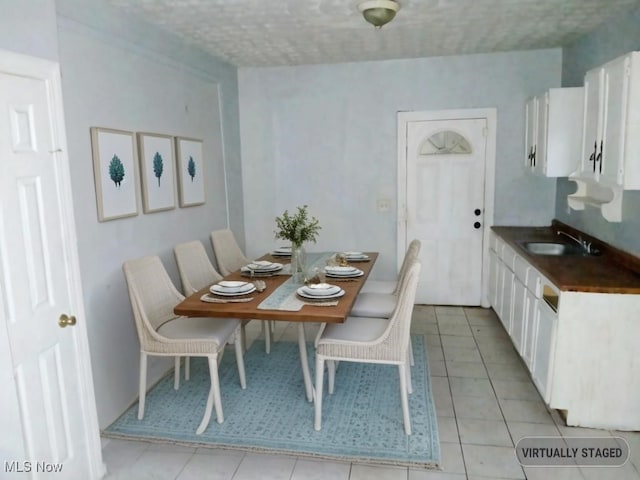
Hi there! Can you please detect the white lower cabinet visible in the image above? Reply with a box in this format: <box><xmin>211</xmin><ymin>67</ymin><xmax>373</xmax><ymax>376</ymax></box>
<box><xmin>489</xmin><ymin>230</ymin><xmax>640</xmax><ymax>430</ymax></box>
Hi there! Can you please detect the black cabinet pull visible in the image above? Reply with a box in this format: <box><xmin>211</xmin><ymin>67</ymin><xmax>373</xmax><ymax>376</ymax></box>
<box><xmin>474</xmin><ymin>209</ymin><xmax>481</xmax><ymax>216</ymax></box>
<box><xmin>597</xmin><ymin>140</ymin><xmax>603</xmax><ymax>174</ymax></box>
<box><xmin>531</xmin><ymin>145</ymin><xmax>537</xmax><ymax>167</ymax></box>
<box><xmin>590</xmin><ymin>140</ymin><xmax>597</xmax><ymax>172</ymax></box>
<box><xmin>474</xmin><ymin>222</ymin><xmax>481</xmax><ymax>229</ymax></box>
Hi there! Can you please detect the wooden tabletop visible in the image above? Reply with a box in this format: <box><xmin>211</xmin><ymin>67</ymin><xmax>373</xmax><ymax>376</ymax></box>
<box><xmin>173</xmin><ymin>252</ymin><xmax>378</xmax><ymax>323</ymax></box>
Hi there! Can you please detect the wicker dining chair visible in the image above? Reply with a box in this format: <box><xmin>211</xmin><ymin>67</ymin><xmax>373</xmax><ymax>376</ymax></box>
<box><xmin>210</xmin><ymin>229</ymin><xmax>274</xmax><ymax>353</ymax></box>
<box><xmin>122</xmin><ymin>255</ymin><xmax>246</xmax><ymax>435</ymax></box>
<box><xmin>210</xmin><ymin>229</ymin><xmax>251</xmax><ymax>276</ymax></box>
<box><xmin>359</xmin><ymin>239</ymin><xmax>421</xmax><ymax>295</ymax></box>
<box><xmin>314</xmin><ymin>260</ymin><xmax>421</xmax><ymax>435</ymax></box>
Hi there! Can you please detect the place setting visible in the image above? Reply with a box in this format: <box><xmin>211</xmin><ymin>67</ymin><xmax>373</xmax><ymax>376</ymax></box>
<box><xmin>271</xmin><ymin>246</ymin><xmax>292</xmax><ymax>257</ymax></box>
<box><xmin>343</xmin><ymin>251</ymin><xmax>370</xmax><ymax>262</ymax></box>
<box><xmin>324</xmin><ymin>265</ymin><xmax>364</xmax><ymax>280</ymax></box>
<box><xmin>240</xmin><ymin>260</ymin><xmax>284</xmax><ymax>277</ymax></box>
<box><xmin>296</xmin><ymin>268</ymin><xmax>345</xmax><ymax>305</ymax></box>
<box><xmin>201</xmin><ymin>280</ymin><xmax>265</xmax><ymax>303</ymax></box>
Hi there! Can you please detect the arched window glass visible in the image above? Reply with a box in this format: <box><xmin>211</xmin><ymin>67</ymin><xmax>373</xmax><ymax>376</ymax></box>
<box><xmin>420</xmin><ymin>130</ymin><xmax>472</xmax><ymax>155</ymax></box>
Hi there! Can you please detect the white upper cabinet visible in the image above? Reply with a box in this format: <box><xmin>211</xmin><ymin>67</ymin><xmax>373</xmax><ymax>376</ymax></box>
<box><xmin>568</xmin><ymin>51</ymin><xmax>640</xmax><ymax>222</ymax></box>
<box><xmin>573</xmin><ymin>51</ymin><xmax>640</xmax><ymax>188</ymax></box>
<box><xmin>524</xmin><ymin>87</ymin><xmax>583</xmax><ymax>177</ymax></box>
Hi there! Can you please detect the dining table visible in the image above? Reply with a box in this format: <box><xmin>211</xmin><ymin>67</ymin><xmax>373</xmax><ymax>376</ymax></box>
<box><xmin>173</xmin><ymin>251</ymin><xmax>378</xmax><ymax>402</ymax></box>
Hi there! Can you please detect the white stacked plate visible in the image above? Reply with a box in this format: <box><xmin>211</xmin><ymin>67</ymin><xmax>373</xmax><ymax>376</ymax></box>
<box><xmin>344</xmin><ymin>251</ymin><xmax>370</xmax><ymax>261</ymax></box>
<box><xmin>245</xmin><ymin>261</ymin><xmax>283</xmax><ymax>273</ymax></box>
<box><xmin>324</xmin><ymin>266</ymin><xmax>364</xmax><ymax>278</ymax></box>
<box><xmin>297</xmin><ymin>283</ymin><xmax>345</xmax><ymax>300</ymax></box>
<box><xmin>209</xmin><ymin>281</ymin><xmax>256</xmax><ymax>296</ymax></box>
<box><xmin>272</xmin><ymin>246</ymin><xmax>292</xmax><ymax>257</ymax></box>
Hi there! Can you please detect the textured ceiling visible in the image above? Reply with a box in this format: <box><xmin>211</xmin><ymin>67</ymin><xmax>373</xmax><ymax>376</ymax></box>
<box><xmin>105</xmin><ymin>0</ymin><xmax>640</xmax><ymax>67</ymax></box>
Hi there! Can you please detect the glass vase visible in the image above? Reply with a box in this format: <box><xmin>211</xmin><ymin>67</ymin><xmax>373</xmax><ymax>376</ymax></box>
<box><xmin>290</xmin><ymin>242</ymin><xmax>307</xmax><ymax>284</ymax></box>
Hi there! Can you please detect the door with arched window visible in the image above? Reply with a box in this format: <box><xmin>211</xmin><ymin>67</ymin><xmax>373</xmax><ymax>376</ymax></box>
<box><xmin>400</xmin><ymin>114</ymin><xmax>491</xmax><ymax>305</ymax></box>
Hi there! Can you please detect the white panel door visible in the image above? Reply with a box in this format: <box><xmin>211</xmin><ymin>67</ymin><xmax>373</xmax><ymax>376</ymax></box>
<box><xmin>405</xmin><ymin>118</ymin><xmax>487</xmax><ymax>305</ymax></box>
<box><xmin>0</xmin><ymin>53</ymin><xmax>104</xmax><ymax>478</ymax></box>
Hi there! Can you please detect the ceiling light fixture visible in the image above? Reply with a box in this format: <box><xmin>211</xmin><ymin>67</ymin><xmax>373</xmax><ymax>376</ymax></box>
<box><xmin>358</xmin><ymin>0</ymin><xmax>400</xmax><ymax>29</ymax></box>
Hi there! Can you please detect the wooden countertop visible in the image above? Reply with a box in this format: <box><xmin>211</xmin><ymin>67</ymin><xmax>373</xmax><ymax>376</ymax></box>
<box><xmin>491</xmin><ymin>223</ymin><xmax>640</xmax><ymax>294</ymax></box>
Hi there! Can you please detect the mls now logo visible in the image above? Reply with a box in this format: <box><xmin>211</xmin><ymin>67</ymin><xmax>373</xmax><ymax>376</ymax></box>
<box><xmin>4</xmin><ymin>461</ymin><xmax>64</xmax><ymax>473</ymax></box>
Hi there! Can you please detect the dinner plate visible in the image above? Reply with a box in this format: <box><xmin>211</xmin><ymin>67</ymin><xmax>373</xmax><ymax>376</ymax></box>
<box><xmin>211</xmin><ymin>281</ymin><xmax>253</xmax><ymax>294</ymax></box>
<box><xmin>210</xmin><ymin>284</ymin><xmax>256</xmax><ymax>296</ymax></box>
<box><xmin>300</xmin><ymin>284</ymin><xmax>341</xmax><ymax>297</ymax></box>
<box><xmin>325</xmin><ymin>266</ymin><xmax>358</xmax><ymax>274</ymax></box>
<box><xmin>296</xmin><ymin>287</ymin><xmax>345</xmax><ymax>300</ymax></box>
<box><xmin>325</xmin><ymin>268</ymin><xmax>364</xmax><ymax>278</ymax></box>
<box><xmin>272</xmin><ymin>246</ymin><xmax>292</xmax><ymax>256</ymax></box>
<box><xmin>246</xmin><ymin>262</ymin><xmax>283</xmax><ymax>272</ymax></box>
<box><xmin>346</xmin><ymin>253</ymin><xmax>369</xmax><ymax>261</ymax></box>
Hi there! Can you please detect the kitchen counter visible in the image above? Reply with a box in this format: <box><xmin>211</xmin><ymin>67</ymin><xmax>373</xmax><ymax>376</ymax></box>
<box><xmin>492</xmin><ymin>223</ymin><xmax>640</xmax><ymax>294</ymax></box>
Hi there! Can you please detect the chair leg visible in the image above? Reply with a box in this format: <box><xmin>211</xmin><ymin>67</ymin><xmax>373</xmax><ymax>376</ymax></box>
<box><xmin>406</xmin><ymin>351</ymin><xmax>413</xmax><ymax>394</ymax></box>
<box><xmin>398</xmin><ymin>363</ymin><xmax>412</xmax><ymax>435</ymax></box>
<box><xmin>185</xmin><ymin>356</ymin><xmax>190</xmax><ymax>381</ymax></box>
<box><xmin>197</xmin><ymin>355</ymin><xmax>223</xmax><ymax>435</ymax></box>
<box><xmin>314</xmin><ymin>355</ymin><xmax>325</xmax><ymax>431</ymax></box>
<box><xmin>409</xmin><ymin>340</ymin><xmax>415</xmax><ymax>367</ymax></box>
<box><xmin>328</xmin><ymin>360</ymin><xmax>336</xmax><ymax>394</ymax></box>
<box><xmin>234</xmin><ymin>328</ymin><xmax>247</xmax><ymax>389</ymax></box>
<box><xmin>137</xmin><ymin>352</ymin><xmax>147</xmax><ymax>419</ymax></box>
<box><xmin>174</xmin><ymin>357</ymin><xmax>180</xmax><ymax>390</ymax></box>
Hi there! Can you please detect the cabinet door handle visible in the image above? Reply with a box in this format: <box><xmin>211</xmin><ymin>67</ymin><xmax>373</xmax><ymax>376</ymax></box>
<box><xmin>532</xmin><ymin>145</ymin><xmax>536</xmax><ymax>167</ymax></box>
<box><xmin>590</xmin><ymin>140</ymin><xmax>597</xmax><ymax>172</ymax></box>
<box><xmin>597</xmin><ymin>140</ymin><xmax>603</xmax><ymax>174</ymax></box>
<box><xmin>474</xmin><ymin>221</ymin><xmax>481</xmax><ymax>229</ymax></box>
<box><xmin>474</xmin><ymin>208</ymin><xmax>482</xmax><ymax>216</ymax></box>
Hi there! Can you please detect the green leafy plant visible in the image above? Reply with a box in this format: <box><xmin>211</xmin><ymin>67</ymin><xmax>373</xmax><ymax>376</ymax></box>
<box><xmin>274</xmin><ymin>205</ymin><xmax>321</xmax><ymax>247</ymax></box>
<box><xmin>153</xmin><ymin>152</ymin><xmax>163</xmax><ymax>186</ymax></box>
<box><xmin>109</xmin><ymin>154</ymin><xmax>125</xmax><ymax>188</ymax></box>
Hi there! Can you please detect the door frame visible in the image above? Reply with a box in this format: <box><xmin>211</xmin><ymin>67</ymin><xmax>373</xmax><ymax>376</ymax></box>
<box><xmin>0</xmin><ymin>48</ymin><xmax>105</xmax><ymax>477</ymax></box>
<box><xmin>397</xmin><ymin>108</ymin><xmax>497</xmax><ymax>307</ymax></box>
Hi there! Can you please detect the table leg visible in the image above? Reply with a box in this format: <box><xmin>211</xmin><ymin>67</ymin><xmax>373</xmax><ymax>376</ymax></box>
<box><xmin>297</xmin><ymin>323</ymin><xmax>314</xmax><ymax>402</ymax></box>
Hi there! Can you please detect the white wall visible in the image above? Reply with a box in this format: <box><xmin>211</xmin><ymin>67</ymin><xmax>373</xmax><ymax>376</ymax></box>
<box><xmin>0</xmin><ymin>0</ymin><xmax>58</xmax><ymax>61</ymax></box>
<box><xmin>238</xmin><ymin>50</ymin><xmax>562</xmax><ymax>279</ymax></box>
<box><xmin>56</xmin><ymin>0</ymin><xmax>242</xmax><ymax>427</ymax></box>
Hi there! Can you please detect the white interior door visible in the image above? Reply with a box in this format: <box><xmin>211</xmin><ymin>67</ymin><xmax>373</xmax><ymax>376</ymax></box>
<box><xmin>403</xmin><ymin>116</ymin><xmax>488</xmax><ymax>305</ymax></box>
<box><xmin>0</xmin><ymin>51</ymin><xmax>104</xmax><ymax>478</ymax></box>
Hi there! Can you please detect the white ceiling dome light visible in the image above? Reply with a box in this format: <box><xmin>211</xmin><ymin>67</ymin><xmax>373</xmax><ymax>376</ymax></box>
<box><xmin>358</xmin><ymin>0</ymin><xmax>401</xmax><ymax>29</ymax></box>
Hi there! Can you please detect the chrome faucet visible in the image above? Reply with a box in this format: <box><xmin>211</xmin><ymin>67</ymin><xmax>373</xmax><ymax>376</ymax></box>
<box><xmin>557</xmin><ymin>231</ymin><xmax>592</xmax><ymax>254</ymax></box>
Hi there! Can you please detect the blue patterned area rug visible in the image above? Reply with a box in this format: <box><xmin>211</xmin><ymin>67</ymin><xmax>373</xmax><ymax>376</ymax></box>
<box><xmin>103</xmin><ymin>336</ymin><xmax>440</xmax><ymax>468</ymax></box>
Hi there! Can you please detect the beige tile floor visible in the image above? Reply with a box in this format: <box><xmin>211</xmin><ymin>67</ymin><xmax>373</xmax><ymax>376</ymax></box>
<box><xmin>101</xmin><ymin>306</ymin><xmax>640</xmax><ymax>479</ymax></box>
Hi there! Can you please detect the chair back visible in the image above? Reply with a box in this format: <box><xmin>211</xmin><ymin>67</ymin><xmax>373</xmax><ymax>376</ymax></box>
<box><xmin>210</xmin><ymin>229</ymin><xmax>250</xmax><ymax>276</ymax></box>
<box><xmin>122</xmin><ymin>256</ymin><xmax>184</xmax><ymax>350</ymax></box>
<box><xmin>393</xmin><ymin>239</ymin><xmax>421</xmax><ymax>294</ymax></box>
<box><xmin>379</xmin><ymin>259</ymin><xmax>422</xmax><ymax>359</ymax></box>
<box><xmin>174</xmin><ymin>241</ymin><xmax>223</xmax><ymax>295</ymax></box>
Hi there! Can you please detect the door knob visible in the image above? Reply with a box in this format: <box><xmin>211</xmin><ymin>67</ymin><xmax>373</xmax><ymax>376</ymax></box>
<box><xmin>474</xmin><ymin>222</ymin><xmax>481</xmax><ymax>229</ymax></box>
<box><xmin>58</xmin><ymin>314</ymin><xmax>77</xmax><ymax>328</ymax></box>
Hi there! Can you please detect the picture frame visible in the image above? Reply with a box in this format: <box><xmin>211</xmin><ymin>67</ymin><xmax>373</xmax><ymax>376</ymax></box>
<box><xmin>90</xmin><ymin>127</ymin><xmax>139</xmax><ymax>222</ymax></box>
<box><xmin>175</xmin><ymin>137</ymin><xmax>205</xmax><ymax>207</ymax></box>
<box><xmin>137</xmin><ymin>132</ymin><xmax>176</xmax><ymax>213</ymax></box>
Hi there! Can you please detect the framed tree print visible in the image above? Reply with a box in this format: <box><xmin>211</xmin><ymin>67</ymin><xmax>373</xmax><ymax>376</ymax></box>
<box><xmin>137</xmin><ymin>133</ymin><xmax>176</xmax><ymax>213</ymax></box>
<box><xmin>90</xmin><ymin>127</ymin><xmax>139</xmax><ymax>221</ymax></box>
<box><xmin>175</xmin><ymin>137</ymin><xmax>205</xmax><ymax>207</ymax></box>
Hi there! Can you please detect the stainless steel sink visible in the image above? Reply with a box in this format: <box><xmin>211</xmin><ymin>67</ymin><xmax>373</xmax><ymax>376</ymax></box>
<box><xmin>521</xmin><ymin>241</ymin><xmax>585</xmax><ymax>256</ymax></box>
